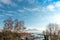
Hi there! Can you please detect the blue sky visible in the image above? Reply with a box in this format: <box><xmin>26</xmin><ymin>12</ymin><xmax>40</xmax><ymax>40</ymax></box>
<box><xmin>0</xmin><ymin>0</ymin><xmax>60</xmax><ymax>31</ymax></box>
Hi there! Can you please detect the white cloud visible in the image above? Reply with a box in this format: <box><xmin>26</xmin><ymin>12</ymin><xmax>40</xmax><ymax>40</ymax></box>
<box><xmin>26</xmin><ymin>27</ymin><xmax>46</xmax><ymax>32</ymax></box>
<box><xmin>7</xmin><ymin>11</ymin><xmax>17</xmax><ymax>14</ymax></box>
<box><xmin>47</xmin><ymin>0</ymin><xmax>52</xmax><ymax>2</ymax></box>
<box><xmin>46</xmin><ymin>1</ymin><xmax>60</xmax><ymax>11</ymax></box>
<box><xmin>55</xmin><ymin>1</ymin><xmax>60</xmax><ymax>7</ymax></box>
<box><xmin>28</xmin><ymin>0</ymin><xmax>35</xmax><ymax>4</ymax></box>
<box><xmin>18</xmin><ymin>9</ymin><xmax>25</xmax><ymax>12</ymax></box>
<box><xmin>41</xmin><ymin>13</ymin><xmax>60</xmax><ymax>25</ymax></box>
<box><xmin>0</xmin><ymin>0</ymin><xmax>12</xmax><ymax>4</ymax></box>
<box><xmin>23</xmin><ymin>1</ymin><xmax>60</xmax><ymax>12</ymax></box>
<box><xmin>0</xmin><ymin>0</ymin><xmax>17</xmax><ymax>7</ymax></box>
<box><xmin>24</xmin><ymin>7</ymin><xmax>31</xmax><ymax>11</ymax></box>
<box><xmin>24</xmin><ymin>7</ymin><xmax>40</xmax><ymax>12</ymax></box>
<box><xmin>5</xmin><ymin>13</ymin><xmax>13</xmax><ymax>16</ymax></box>
<box><xmin>47</xmin><ymin>5</ymin><xmax>55</xmax><ymax>11</ymax></box>
<box><xmin>37</xmin><ymin>27</ymin><xmax>46</xmax><ymax>32</ymax></box>
<box><xmin>31</xmin><ymin>8</ymin><xmax>40</xmax><ymax>11</ymax></box>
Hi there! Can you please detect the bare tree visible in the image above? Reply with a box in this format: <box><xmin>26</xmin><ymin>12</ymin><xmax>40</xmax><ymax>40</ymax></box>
<box><xmin>14</xmin><ymin>19</ymin><xmax>19</xmax><ymax>32</ymax></box>
<box><xmin>19</xmin><ymin>21</ymin><xmax>26</xmax><ymax>30</ymax></box>
<box><xmin>46</xmin><ymin>23</ymin><xmax>59</xmax><ymax>40</ymax></box>
<box><xmin>14</xmin><ymin>19</ymin><xmax>26</xmax><ymax>32</ymax></box>
<box><xmin>47</xmin><ymin>23</ymin><xmax>59</xmax><ymax>35</ymax></box>
<box><xmin>3</xmin><ymin>18</ymin><xmax>26</xmax><ymax>32</ymax></box>
<box><xmin>3</xmin><ymin>17</ymin><xmax>13</xmax><ymax>31</ymax></box>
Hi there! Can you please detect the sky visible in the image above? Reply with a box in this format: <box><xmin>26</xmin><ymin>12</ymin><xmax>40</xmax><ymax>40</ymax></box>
<box><xmin>0</xmin><ymin>0</ymin><xmax>60</xmax><ymax>31</ymax></box>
